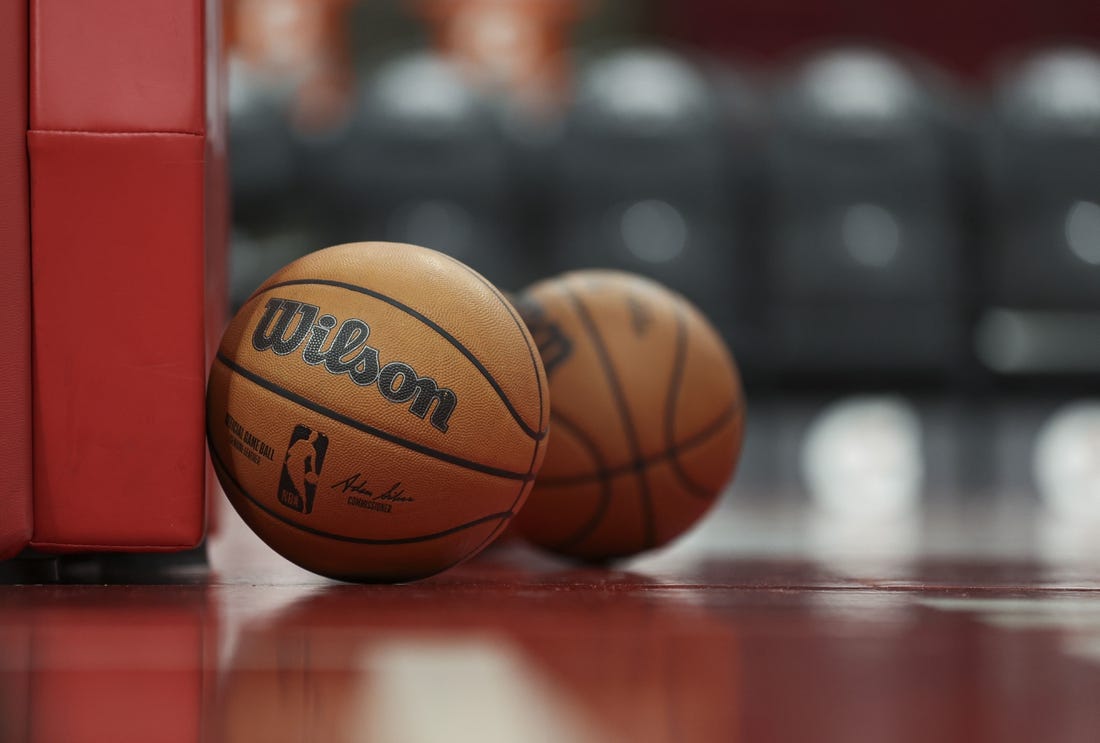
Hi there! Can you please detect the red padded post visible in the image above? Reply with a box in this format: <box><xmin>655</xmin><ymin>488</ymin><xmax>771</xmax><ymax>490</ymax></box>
<box><xmin>0</xmin><ymin>0</ymin><xmax>33</xmax><ymax>559</ymax></box>
<box><xmin>205</xmin><ymin>0</ymin><xmax>230</xmax><ymax>537</ymax></box>
<box><xmin>29</xmin><ymin>0</ymin><xmax>223</xmax><ymax>551</ymax></box>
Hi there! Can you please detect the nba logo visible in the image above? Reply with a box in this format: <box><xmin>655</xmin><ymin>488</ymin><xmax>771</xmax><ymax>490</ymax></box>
<box><xmin>277</xmin><ymin>425</ymin><xmax>329</xmax><ymax>514</ymax></box>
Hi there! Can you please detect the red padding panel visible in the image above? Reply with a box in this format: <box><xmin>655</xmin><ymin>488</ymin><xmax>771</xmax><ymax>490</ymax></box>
<box><xmin>29</xmin><ymin>0</ymin><xmax>221</xmax><ymax>552</ymax></box>
<box><xmin>0</xmin><ymin>0</ymin><xmax>33</xmax><ymax>559</ymax></box>
<box><xmin>30</xmin><ymin>0</ymin><xmax>204</xmax><ymax>133</ymax></box>
<box><xmin>30</xmin><ymin>132</ymin><xmax>208</xmax><ymax>549</ymax></box>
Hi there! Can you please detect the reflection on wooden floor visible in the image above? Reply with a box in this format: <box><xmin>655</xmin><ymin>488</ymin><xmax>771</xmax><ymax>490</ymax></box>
<box><xmin>2</xmin><ymin>492</ymin><xmax>1100</xmax><ymax>743</ymax></box>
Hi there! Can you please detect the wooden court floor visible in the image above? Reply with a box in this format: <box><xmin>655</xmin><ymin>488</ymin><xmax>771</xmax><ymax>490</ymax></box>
<box><xmin>3</xmin><ymin>493</ymin><xmax>1100</xmax><ymax>743</ymax></box>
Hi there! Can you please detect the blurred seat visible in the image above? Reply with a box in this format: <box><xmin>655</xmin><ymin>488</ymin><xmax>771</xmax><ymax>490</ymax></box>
<box><xmin>324</xmin><ymin>52</ymin><xmax>529</xmax><ymax>291</ymax></box>
<box><xmin>764</xmin><ymin>48</ymin><xmax>971</xmax><ymax>382</ymax></box>
<box><xmin>225</xmin><ymin>63</ymin><xmax>308</xmax><ymax>308</ymax></box>
<box><xmin>227</xmin><ymin>63</ymin><xmax>298</xmax><ymax>227</ymax></box>
<box><xmin>977</xmin><ymin>48</ymin><xmax>1100</xmax><ymax>378</ymax></box>
<box><xmin>546</xmin><ymin>48</ymin><xmax>755</xmax><ymax>360</ymax></box>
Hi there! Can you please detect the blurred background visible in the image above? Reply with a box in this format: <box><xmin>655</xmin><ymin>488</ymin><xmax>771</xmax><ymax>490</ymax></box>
<box><xmin>223</xmin><ymin>0</ymin><xmax>1100</xmax><ymax>551</ymax></box>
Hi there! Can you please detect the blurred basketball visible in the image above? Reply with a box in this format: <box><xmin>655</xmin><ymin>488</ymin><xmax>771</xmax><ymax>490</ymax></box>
<box><xmin>513</xmin><ymin>270</ymin><xmax>744</xmax><ymax>560</ymax></box>
<box><xmin>206</xmin><ymin>242</ymin><xmax>549</xmax><ymax>582</ymax></box>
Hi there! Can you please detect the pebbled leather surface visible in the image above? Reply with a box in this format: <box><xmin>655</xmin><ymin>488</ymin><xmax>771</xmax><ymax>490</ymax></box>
<box><xmin>208</xmin><ymin>243</ymin><xmax>550</xmax><ymax>582</ymax></box>
<box><xmin>513</xmin><ymin>270</ymin><xmax>744</xmax><ymax>561</ymax></box>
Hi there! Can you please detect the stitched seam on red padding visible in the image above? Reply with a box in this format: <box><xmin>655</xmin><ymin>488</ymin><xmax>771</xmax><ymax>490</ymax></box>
<box><xmin>28</xmin><ymin>129</ymin><xmax>204</xmax><ymax>137</ymax></box>
<box><xmin>29</xmin><ymin>541</ymin><xmax>200</xmax><ymax>551</ymax></box>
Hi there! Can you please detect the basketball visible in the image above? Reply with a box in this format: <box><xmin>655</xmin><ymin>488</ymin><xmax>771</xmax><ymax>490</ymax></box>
<box><xmin>206</xmin><ymin>242</ymin><xmax>549</xmax><ymax>582</ymax></box>
<box><xmin>513</xmin><ymin>270</ymin><xmax>744</xmax><ymax>560</ymax></box>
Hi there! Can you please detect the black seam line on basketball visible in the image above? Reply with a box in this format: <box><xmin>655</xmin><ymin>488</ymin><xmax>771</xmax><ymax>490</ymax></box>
<box><xmin>545</xmin><ymin>411</ymin><xmax>615</xmax><ymax>551</ymax></box>
<box><xmin>437</xmin><ymin>481</ymin><xmax>531</xmax><ymax>575</ymax></box>
<box><xmin>429</xmin><ymin>254</ymin><xmax>547</xmax><ymax>539</ymax></box>
<box><xmin>203</xmin><ymin>413</ymin><xmax>516</xmax><ymax>547</ymax></box>
<box><xmin>434</xmin><ymin>252</ymin><xmax>547</xmax><ymax>441</ymax></box>
<box><xmin>449</xmin><ymin>405</ymin><xmax>546</xmax><ymax>568</ymax></box>
<box><xmin>460</xmin><ymin>339</ymin><xmax>550</xmax><ymax>563</ymax></box>
<box><xmin>537</xmin><ymin>402</ymin><xmax>739</xmax><ymax>487</ymax></box>
<box><xmin>214</xmin><ymin>352</ymin><xmax>531</xmax><ymax>482</ymax></box>
<box><xmin>208</xmin><ymin>442</ymin><xmax>513</xmax><ymax>545</ymax></box>
<box><xmin>563</xmin><ymin>286</ymin><xmax>656</xmax><ymax>551</ymax></box>
<box><xmin>672</xmin><ymin>462</ymin><xmax>712</xmax><ymax>498</ymax></box>
<box><xmin>662</xmin><ymin>307</ymin><xmax>711</xmax><ymax>500</ymax></box>
<box><xmin>257</xmin><ymin>278</ymin><xmax>548</xmax><ymax>442</ymax></box>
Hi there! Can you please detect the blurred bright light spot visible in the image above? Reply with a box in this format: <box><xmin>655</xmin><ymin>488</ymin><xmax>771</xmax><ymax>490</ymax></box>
<box><xmin>582</xmin><ymin>50</ymin><xmax>710</xmax><ymax>133</ymax></box>
<box><xmin>1065</xmin><ymin>200</ymin><xmax>1100</xmax><ymax>265</ymax></box>
<box><xmin>619</xmin><ymin>200</ymin><xmax>687</xmax><ymax>264</ymax></box>
<box><xmin>359</xmin><ymin>638</ymin><xmax>602</xmax><ymax>743</ymax></box>
<box><xmin>841</xmin><ymin>203</ymin><xmax>901</xmax><ymax>268</ymax></box>
<box><xmin>1033</xmin><ymin>401</ymin><xmax>1100</xmax><ymax>517</ymax></box>
<box><xmin>373</xmin><ymin>54</ymin><xmax>477</xmax><ymax>130</ymax></box>
<box><xmin>800</xmin><ymin>50</ymin><xmax>917</xmax><ymax>124</ymax></box>
<box><xmin>801</xmin><ymin>396</ymin><xmax>924</xmax><ymax>517</ymax></box>
<box><xmin>1011</xmin><ymin>50</ymin><xmax>1100</xmax><ymax>129</ymax></box>
<box><xmin>388</xmin><ymin>200</ymin><xmax>474</xmax><ymax>259</ymax></box>
<box><xmin>808</xmin><ymin>509</ymin><xmax>920</xmax><ymax>576</ymax></box>
<box><xmin>1038</xmin><ymin>508</ymin><xmax>1100</xmax><ymax>564</ymax></box>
